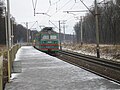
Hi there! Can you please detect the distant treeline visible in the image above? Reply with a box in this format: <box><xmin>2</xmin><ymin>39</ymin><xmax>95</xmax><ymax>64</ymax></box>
<box><xmin>0</xmin><ymin>17</ymin><xmax>38</xmax><ymax>45</ymax></box>
<box><xmin>59</xmin><ymin>33</ymin><xmax>74</xmax><ymax>43</ymax></box>
<box><xmin>74</xmin><ymin>0</ymin><xmax>120</xmax><ymax>44</ymax></box>
<box><xmin>0</xmin><ymin>1</ymin><xmax>38</xmax><ymax>45</ymax></box>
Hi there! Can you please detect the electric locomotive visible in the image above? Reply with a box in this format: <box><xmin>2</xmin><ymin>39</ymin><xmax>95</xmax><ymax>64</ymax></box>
<box><xmin>34</xmin><ymin>27</ymin><xmax>59</xmax><ymax>55</ymax></box>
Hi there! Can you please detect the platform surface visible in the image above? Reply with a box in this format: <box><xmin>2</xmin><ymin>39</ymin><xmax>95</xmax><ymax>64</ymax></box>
<box><xmin>5</xmin><ymin>46</ymin><xmax>120</xmax><ymax>90</ymax></box>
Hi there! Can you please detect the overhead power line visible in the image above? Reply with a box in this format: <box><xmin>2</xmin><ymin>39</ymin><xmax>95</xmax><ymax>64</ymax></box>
<box><xmin>57</xmin><ymin>0</ymin><xmax>71</xmax><ymax>12</ymax></box>
<box><xmin>50</xmin><ymin>0</ymin><xmax>61</xmax><ymax>6</ymax></box>
<box><xmin>63</xmin><ymin>10</ymin><xmax>88</xmax><ymax>13</ymax></box>
<box><xmin>32</xmin><ymin>0</ymin><xmax>37</xmax><ymax>9</ymax></box>
<box><xmin>46</xmin><ymin>0</ymin><xmax>61</xmax><ymax>14</ymax></box>
<box><xmin>35</xmin><ymin>13</ymin><xmax>51</xmax><ymax>17</ymax></box>
<box><xmin>79</xmin><ymin>0</ymin><xmax>94</xmax><ymax>16</ymax></box>
<box><xmin>50</xmin><ymin>0</ymin><xmax>72</xmax><ymax>17</ymax></box>
<box><xmin>32</xmin><ymin>0</ymin><xmax>37</xmax><ymax>16</ymax></box>
<box><xmin>49</xmin><ymin>20</ymin><xmax>59</xmax><ymax>29</ymax></box>
<box><xmin>29</xmin><ymin>21</ymin><xmax>38</xmax><ymax>29</ymax></box>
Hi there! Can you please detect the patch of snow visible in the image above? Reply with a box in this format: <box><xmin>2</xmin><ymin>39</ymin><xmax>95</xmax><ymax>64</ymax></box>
<box><xmin>11</xmin><ymin>73</ymin><xmax>19</xmax><ymax>80</ymax></box>
<box><xmin>62</xmin><ymin>44</ymin><xmax>120</xmax><ymax>62</ymax></box>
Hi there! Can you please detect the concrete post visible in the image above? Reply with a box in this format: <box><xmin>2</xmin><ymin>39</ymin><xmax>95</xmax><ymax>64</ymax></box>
<box><xmin>0</xmin><ymin>56</ymin><xmax>3</xmax><ymax>90</ymax></box>
<box><xmin>59</xmin><ymin>21</ymin><xmax>62</xmax><ymax>50</ymax></box>
<box><xmin>7</xmin><ymin>0</ymin><xmax>12</xmax><ymax>48</ymax></box>
<box><xmin>4</xmin><ymin>7</ymin><xmax>9</xmax><ymax>50</ymax></box>
<box><xmin>26</xmin><ymin>22</ymin><xmax>29</xmax><ymax>45</ymax></box>
<box><xmin>95</xmin><ymin>0</ymin><xmax>100</xmax><ymax>58</ymax></box>
<box><xmin>63</xmin><ymin>23</ymin><xmax>65</xmax><ymax>44</ymax></box>
<box><xmin>7</xmin><ymin>50</ymin><xmax>11</xmax><ymax>82</ymax></box>
<box><xmin>80</xmin><ymin>16</ymin><xmax>83</xmax><ymax>45</ymax></box>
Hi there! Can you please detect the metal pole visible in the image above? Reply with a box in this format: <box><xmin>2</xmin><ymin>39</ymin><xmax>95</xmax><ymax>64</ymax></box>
<box><xmin>11</xmin><ymin>20</ymin><xmax>14</xmax><ymax>46</ymax></box>
<box><xmin>7</xmin><ymin>0</ymin><xmax>11</xmax><ymax>48</ymax></box>
<box><xmin>34</xmin><ymin>9</ymin><xmax>35</xmax><ymax>16</ymax></box>
<box><xmin>95</xmin><ymin>0</ymin><xmax>100</xmax><ymax>58</ymax></box>
<box><xmin>26</xmin><ymin>22</ymin><xmax>28</xmax><ymax>45</ymax></box>
<box><xmin>80</xmin><ymin>16</ymin><xmax>83</xmax><ymax>45</ymax></box>
<box><xmin>73</xmin><ymin>31</ymin><xmax>74</xmax><ymax>44</ymax></box>
<box><xmin>32</xmin><ymin>32</ymin><xmax>33</xmax><ymax>42</ymax></box>
<box><xmin>28</xmin><ymin>27</ymin><xmax>30</xmax><ymax>44</ymax></box>
<box><xmin>5</xmin><ymin>7</ymin><xmax>9</xmax><ymax>49</ymax></box>
<box><xmin>63</xmin><ymin>23</ymin><xmax>65</xmax><ymax>44</ymax></box>
<box><xmin>0</xmin><ymin>56</ymin><xmax>3</xmax><ymax>90</ymax></box>
<box><xmin>59</xmin><ymin>21</ymin><xmax>62</xmax><ymax>50</ymax></box>
<box><xmin>8</xmin><ymin>50</ymin><xmax>11</xmax><ymax>82</ymax></box>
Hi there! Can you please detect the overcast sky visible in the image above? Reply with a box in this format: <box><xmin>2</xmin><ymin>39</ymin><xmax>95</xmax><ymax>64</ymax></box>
<box><xmin>9</xmin><ymin>0</ymin><xmax>103</xmax><ymax>34</ymax></box>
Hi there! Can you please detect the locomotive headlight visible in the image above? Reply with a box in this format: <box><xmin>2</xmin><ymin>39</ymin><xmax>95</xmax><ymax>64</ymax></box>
<box><xmin>44</xmin><ymin>41</ymin><xmax>46</xmax><ymax>43</ymax></box>
<box><xmin>42</xmin><ymin>41</ymin><xmax>46</xmax><ymax>44</ymax></box>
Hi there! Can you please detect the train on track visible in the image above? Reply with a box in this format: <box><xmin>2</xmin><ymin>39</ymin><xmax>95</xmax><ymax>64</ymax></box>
<box><xmin>33</xmin><ymin>27</ymin><xmax>59</xmax><ymax>55</ymax></box>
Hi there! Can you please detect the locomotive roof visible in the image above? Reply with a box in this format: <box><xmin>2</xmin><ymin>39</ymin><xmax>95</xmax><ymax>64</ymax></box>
<box><xmin>40</xmin><ymin>27</ymin><xmax>57</xmax><ymax>34</ymax></box>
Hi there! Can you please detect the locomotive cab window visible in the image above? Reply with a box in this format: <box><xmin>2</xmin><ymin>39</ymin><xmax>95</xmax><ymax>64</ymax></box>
<box><xmin>50</xmin><ymin>35</ymin><xmax>57</xmax><ymax>39</ymax></box>
<box><xmin>42</xmin><ymin>35</ymin><xmax>49</xmax><ymax>39</ymax></box>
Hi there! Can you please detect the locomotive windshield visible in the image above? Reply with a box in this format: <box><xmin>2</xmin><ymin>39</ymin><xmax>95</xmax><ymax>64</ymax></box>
<box><xmin>42</xmin><ymin>35</ymin><xmax>49</xmax><ymax>39</ymax></box>
<box><xmin>42</xmin><ymin>34</ymin><xmax>58</xmax><ymax>39</ymax></box>
<box><xmin>50</xmin><ymin>35</ymin><xmax>57</xmax><ymax>39</ymax></box>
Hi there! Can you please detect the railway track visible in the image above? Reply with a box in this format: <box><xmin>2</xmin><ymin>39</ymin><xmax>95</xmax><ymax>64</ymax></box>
<box><xmin>57</xmin><ymin>50</ymin><xmax>120</xmax><ymax>84</ymax></box>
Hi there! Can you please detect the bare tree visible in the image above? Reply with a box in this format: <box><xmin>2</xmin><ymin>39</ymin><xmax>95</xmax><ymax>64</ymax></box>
<box><xmin>74</xmin><ymin>0</ymin><xmax>120</xmax><ymax>44</ymax></box>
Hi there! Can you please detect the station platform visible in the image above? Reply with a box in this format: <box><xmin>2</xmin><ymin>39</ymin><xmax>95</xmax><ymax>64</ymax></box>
<box><xmin>5</xmin><ymin>46</ymin><xmax>120</xmax><ymax>90</ymax></box>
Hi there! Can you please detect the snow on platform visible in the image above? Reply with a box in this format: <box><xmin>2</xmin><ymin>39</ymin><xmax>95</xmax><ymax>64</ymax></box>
<box><xmin>5</xmin><ymin>46</ymin><xmax>120</xmax><ymax>90</ymax></box>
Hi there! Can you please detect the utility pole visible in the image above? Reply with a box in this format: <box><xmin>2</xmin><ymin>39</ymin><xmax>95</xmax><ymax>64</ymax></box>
<box><xmin>58</xmin><ymin>20</ymin><xmax>67</xmax><ymax>49</ymax></box>
<box><xmin>63</xmin><ymin>11</ymin><xmax>85</xmax><ymax>45</ymax></box>
<box><xmin>26</xmin><ymin>22</ymin><xmax>29</xmax><ymax>45</ymax></box>
<box><xmin>7</xmin><ymin>0</ymin><xmax>11</xmax><ymax>48</ymax></box>
<box><xmin>11</xmin><ymin>17</ymin><xmax>15</xmax><ymax>46</ymax></box>
<box><xmin>61</xmin><ymin>20</ymin><xmax>67</xmax><ymax>44</ymax></box>
<box><xmin>59</xmin><ymin>21</ymin><xmax>62</xmax><ymax>50</ymax></box>
<box><xmin>22</xmin><ymin>21</ymin><xmax>38</xmax><ymax>45</ymax></box>
<box><xmin>73</xmin><ymin>31</ymin><xmax>74</xmax><ymax>43</ymax></box>
<box><xmin>3</xmin><ymin>7</ymin><xmax>9</xmax><ymax>49</ymax></box>
<box><xmin>95</xmin><ymin>0</ymin><xmax>100</xmax><ymax>58</ymax></box>
<box><xmin>64</xmin><ymin>0</ymin><xmax>100</xmax><ymax>58</ymax></box>
<box><xmin>11</xmin><ymin>20</ymin><xmax>13</xmax><ymax>46</ymax></box>
<box><xmin>80</xmin><ymin>16</ymin><xmax>83</xmax><ymax>46</ymax></box>
<box><xmin>63</xmin><ymin>23</ymin><xmax>65</xmax><ymax>44</ymax></box>
<box><xmin>28</xmin><ymin>27</ymin><xmax>30</xmax><ymax>44</ymax></box>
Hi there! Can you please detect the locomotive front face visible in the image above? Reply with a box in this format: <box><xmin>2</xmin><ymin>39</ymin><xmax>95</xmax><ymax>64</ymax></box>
<box><xmin>40</xmin><ymin>33</ymin><xmax>59</xmax><ymax>53</ymax></box>
<box><xmin>34</xmin><ymin>27</ymin><xmax>59</xmax><ymax>55</ymax></box>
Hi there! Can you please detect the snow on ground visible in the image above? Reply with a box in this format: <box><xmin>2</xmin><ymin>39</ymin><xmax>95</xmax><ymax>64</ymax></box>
<box><xmin>5</xmin><ymin>46</ymin><xmax>120</xmax><ymax>90</ymax></box>
<box><xmin>62</xmin><ymin>44</ymin><xmax>120</xmax><ymax>62</ymax></box>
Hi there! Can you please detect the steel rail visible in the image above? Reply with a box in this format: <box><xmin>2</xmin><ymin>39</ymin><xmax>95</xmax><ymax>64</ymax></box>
<box><xmin>59</xmin><ymin>50</ymin><xmax>120</xmax><ymax>70</ymax></box>
<box><xmin>58</xmin><ymin>50</ymin><xmax>120</xmax><ymax>84</ymax></box>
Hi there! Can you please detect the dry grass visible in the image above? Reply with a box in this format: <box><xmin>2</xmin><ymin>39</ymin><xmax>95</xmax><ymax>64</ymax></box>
<box><xmin>0</xmin><ymin>45</ymin><xmax>8</xmax><ymax>87</ymax></box>
<box><xmin>0</xmin><ymin>45</ymin><xmax>6</xmax><ymax>56</ymax></box>
<box><xmin>62</xmin><ymin>43</ymin><xmax>120</xmax><ymax>61</ymax></box>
